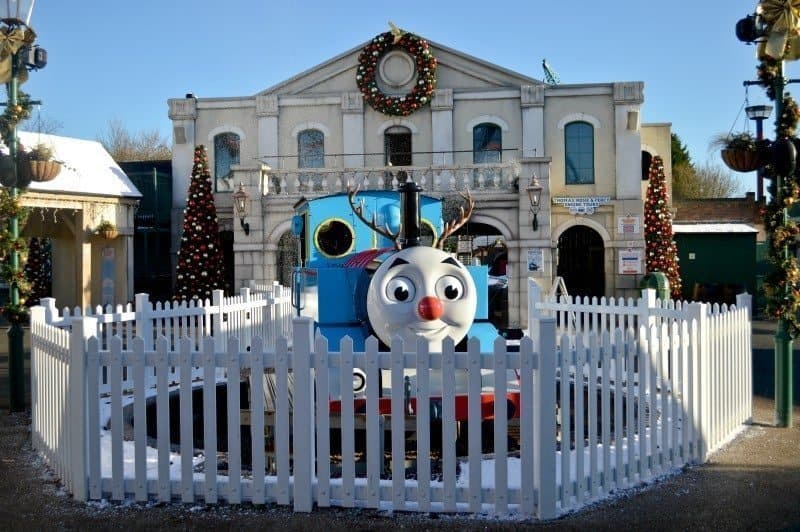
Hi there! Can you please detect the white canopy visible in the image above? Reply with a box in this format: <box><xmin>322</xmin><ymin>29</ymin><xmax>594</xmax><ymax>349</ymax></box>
<box><xmin>7</xmin><ymin>132</ymin><xmax>141</xmax><ymax>198</ymax></box>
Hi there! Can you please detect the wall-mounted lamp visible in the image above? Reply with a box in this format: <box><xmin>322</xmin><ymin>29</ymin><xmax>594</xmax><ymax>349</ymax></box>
<box><xmin>232</xmin><ymin>182</ymin><xmax>251</xmax><ymax>235</ymax></box>
<box><xmin>526</xmin><ymin>173</ymin><xmax>543</xmax><ymax>231</ymax></box>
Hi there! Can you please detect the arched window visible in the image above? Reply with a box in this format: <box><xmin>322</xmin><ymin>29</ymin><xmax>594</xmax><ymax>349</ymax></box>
<box><xmin>384</xmin><ymin>126</ymin><xmax>412</xmax><ymax>166</ymax></box>
<box><xmin>473</xmin><ymin>123</ymin><xmax>502</xmax><ymax>163</ymax></box>
<box><xmin>642</xmin><ymin>150</ymin><xmax>653</xmax><ymax>180</ymax></box>
<box><xmin>565</xmin><ymin>122</ymin><xmax>594</xmax><ymax>184</ymax></box>
<box><xmin>298</xmin><ymin>129</ymin><xmax>325</xmax><ymax>169</ymax></box>
<box><xmin>214</xmin><ymin>132</ymin><xmax>240</xmax><ymax>191</ymax></box>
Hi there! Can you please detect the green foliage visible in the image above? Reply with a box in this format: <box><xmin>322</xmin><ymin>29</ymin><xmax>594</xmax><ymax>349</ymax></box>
<box><xmin>0</xmin><ymin>89</ymin><xmax>33</xmax><ymax>322</ymax></box>
<box><xmin>671</xmin><ymin>132</ymin><xmax>692</xmax><ymax>167</ymax></box>
<box><xmin>25</xmin><ymin>143</ymin><xmax>53</xmax><ymax>161</ymax></box>
<box><xmin>95</xmin><ymin>220</ymin><xmax>116</xmax><ymax>232</ymax></box>
<box><xmin>709</xmin><ymin>131</ymin><xmax>758</xmax><ymax>151</ymax></box>
<box><xmin>755</xmin><ymin>56</ymin><xmax>800</xmax><ymax>336</ymax></box>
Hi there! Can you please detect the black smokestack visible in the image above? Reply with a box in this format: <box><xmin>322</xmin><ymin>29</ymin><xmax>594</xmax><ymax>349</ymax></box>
<box><xmin>399</xmin><ymin>180</ymin><xmax>422</xmax><ymax>248</ymax></box>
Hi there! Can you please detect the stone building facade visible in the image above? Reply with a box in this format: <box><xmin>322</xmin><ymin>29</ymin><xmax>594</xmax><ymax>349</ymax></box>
<box><xmin>168</xmin><ymin>31</ymin><xmax>671</xmax><ymax>326</ymax></box>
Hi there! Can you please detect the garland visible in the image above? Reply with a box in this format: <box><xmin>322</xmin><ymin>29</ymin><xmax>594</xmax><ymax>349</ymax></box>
<box><xmin>356</xmin><ymin>30</ymin><xmax>437</xmax><ymax>116</ymax></box>
<box><xmin>0</xmin><ymin>189</ymin><xmax>30</xmax><ymax>322</ymax></box>
<box><xmin>757</xmin><ymin>55</ymin><xmax>800</xmax><ymax>336</ymax></box>
<box><xmin>0</xmin><ymin>87</ymin><xmax>33</xmax><ymax>322</ymax></box>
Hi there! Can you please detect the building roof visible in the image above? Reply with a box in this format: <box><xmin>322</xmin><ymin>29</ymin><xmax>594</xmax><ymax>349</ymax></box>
<box><xmin>256</xmin><ymin>35</ymin><xmax>542</xmax><ymax>97</ymax></box>
<box><xmin>5</xmin><ymin>132</ymin><xmax>141</xmax><ymax>199</ymax></box>
<box><xmin>672</xmin><ymin>223</ymin><xmax>758</xmax><ymax>234</ymax></box>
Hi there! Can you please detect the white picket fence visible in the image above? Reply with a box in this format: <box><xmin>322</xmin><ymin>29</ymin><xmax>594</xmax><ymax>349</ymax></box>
<box><xmin>28</xmin><ymin>281</ymin><xmax>752</xmax><ymax>519</ymax></box>
<box><xmin>34</xmin><ymin>284</ymin><xmax>293</xmax><ymax>395</ymax></box>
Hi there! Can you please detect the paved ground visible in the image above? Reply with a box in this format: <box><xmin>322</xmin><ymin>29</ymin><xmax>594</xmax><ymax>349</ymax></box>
<box><xmin>0</xmin><ymin>321</ymin><xmax>798</xmax><ymax>530</ymax></box>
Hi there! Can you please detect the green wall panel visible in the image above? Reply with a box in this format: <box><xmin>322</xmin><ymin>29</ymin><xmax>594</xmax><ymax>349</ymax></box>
<box><xmin>675</xmin><ymin>233</ymin><xmax>756</xmax><ymax>305</ymax></box>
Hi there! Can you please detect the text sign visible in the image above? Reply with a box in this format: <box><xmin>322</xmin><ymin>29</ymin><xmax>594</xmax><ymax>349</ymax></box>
<box><xmin>552</xmin><ymin>196</ymin><xmax>611</xmax><ymax>215</ymax></box>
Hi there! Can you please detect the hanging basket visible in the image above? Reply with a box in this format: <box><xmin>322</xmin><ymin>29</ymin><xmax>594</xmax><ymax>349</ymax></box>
<box><xmin>19</xmin><ymin>159</ymin><xmax>62</xmax><ymax>182</ymax></box>
<box><xmin>720</xmin><ymin>148</ymin><xmax>761</xmax><ymax>173</ymax></box>
<box><xmin>99</xmin><ymin>228</ymin><xmax>118</xmax><ymax>240</ymax></box>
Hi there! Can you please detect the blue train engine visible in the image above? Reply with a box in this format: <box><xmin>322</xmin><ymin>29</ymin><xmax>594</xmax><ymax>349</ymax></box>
<box><xmin>290</xmin><ymin>181</ymin><xmax>520</xmax><ymax>418</ymax></box>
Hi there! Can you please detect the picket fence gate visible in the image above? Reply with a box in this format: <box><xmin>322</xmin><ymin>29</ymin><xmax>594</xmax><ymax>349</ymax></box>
<box><xmin>29</xmin><ymin>281</ymin><xmax>753</xmax><ymax>519</ymax></box>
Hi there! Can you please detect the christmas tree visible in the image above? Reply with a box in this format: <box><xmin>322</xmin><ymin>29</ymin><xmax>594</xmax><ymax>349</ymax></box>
<box><xmin>644</xmin><ymin>155</ymin><xmax>682</xmax><ymax>299</ymax></box>
<box><xmin>174</xmin><ymin>145</ymin><xmax>227</xmax><ymax>302</ymax></box>
<box><xmin>24</xmin><ymin>237</ymin><xmax>51</xmax><ymax>306</ymax></box>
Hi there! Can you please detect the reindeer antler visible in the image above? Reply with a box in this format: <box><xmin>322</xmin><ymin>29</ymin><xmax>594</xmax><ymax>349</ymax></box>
<box><xmin>436</xmin><ymin>189</ymin><xmax>475</xmax><ymax>249</ymax></box>
<box><xmin>348</xmin><ymin>184</ymin><xmax>402</xmax><ymax>249</ymax></box>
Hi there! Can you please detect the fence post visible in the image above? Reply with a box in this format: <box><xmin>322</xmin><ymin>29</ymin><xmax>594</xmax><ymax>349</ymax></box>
<box><xmin>134</xmin><ymin>293</ymin><xmax>153</xmax><ymax>351</ymax></box>
<box><xmin>736</xmin><ymin>292</ymin><xmax>753</xmax><ymax>422</ymax></box>
<box><xmin>68</xmin><ymin>315</ymin><xmax>98</xmax><ymax>502</ymax></box>
<box><xmin>534</xmin><ymin>316</ymin><xmax>557</xmax><ymax>520</ymax></box>
<box><xmin>688</xmin><ymin>301</ymin><xmax>709</xmax><ymax>462</ymax></box>
<box><xmin>29</xmin><ymin>306</ymin><xmax>45</xmax><ymax>440</ymax></box>
<box><xmin>292</xmin><ymin>317</ymin><xmax>315</xmax><ymax>512</ymax></box>
<box><xmin>39</xmin><ymin>297</ymin><xmax>58</xmax><ymax>324</ymax></box>
<box><xmin>528</xmin><ymin>278</ymin><xmax>543</xmax><ymax>341</ymax></box>
<box><xmin>249</xmin><ymin>279</ymin><xmax>256</xmax><ymax>292</ymax></box>
<box><xmin>639</xmin><ymin>288</ymin><xmax>657</xmax><ymax>329</ymax></box>
<box><xmin>212</xmin><ymin>289</ymin><xmax>225</xmax><ymax>353</ymax></box>
<box><xmin>735</xmin><ymin>292</ymin><xmax>752</xmax><ymax>317</ymax></box>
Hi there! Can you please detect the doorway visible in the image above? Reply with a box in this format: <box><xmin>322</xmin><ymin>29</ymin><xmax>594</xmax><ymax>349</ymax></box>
<box><xmin>557</xmin><ymin>226</ymin><xmax>605</xmax><ymax>299</ymax></box>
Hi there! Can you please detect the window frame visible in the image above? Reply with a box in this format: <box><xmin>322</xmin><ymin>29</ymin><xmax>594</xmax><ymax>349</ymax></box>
<box><xmin>297</xmin><ymin>128</ymin><xmax>325</xmax><ymax>169</ymax></box>
<box><xmin>472</xmin><ymin>122</ymin><xmax>503</xmax><ymax>164</ymax></box>
<box><xmin>213</xmin><ymin>132</ymin><xmax>241</xmax><ymax>192</ymax></box>
<box><xmin>564</xmin><ymin>121</ymin><xmax>595</xmax><ymax>185</ymax></box>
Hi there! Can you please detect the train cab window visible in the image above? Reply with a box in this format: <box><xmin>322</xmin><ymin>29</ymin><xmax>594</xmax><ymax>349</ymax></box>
<box><xmin>315</xmin><ymin>218</ymin><xmax>354</xmax><ymax>257</ymax></box>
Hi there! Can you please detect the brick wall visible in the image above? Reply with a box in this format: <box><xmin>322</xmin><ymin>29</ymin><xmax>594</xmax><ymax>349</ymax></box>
<box><xmin>673</xmin><ymin>192</ymin><xmax>761</xmax><ymax>223</ymax></box>
<box><xmin>672</xmin><ymin>192</ymin><xmax>765</xmax><ymax>240</ymax></box>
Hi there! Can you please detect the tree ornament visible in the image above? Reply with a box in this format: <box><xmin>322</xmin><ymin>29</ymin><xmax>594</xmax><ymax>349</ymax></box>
<box><xmin>174</xmin><ymin>145</ymin><xmax>229</xmax><ymax>301</ymax></box>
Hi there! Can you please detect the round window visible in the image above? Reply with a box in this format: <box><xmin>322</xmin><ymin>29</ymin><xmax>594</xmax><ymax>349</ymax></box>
<box><xmin>315</xmin><ymin>219</ymin><xmax>354</xmax><ymax>257</ymax></box>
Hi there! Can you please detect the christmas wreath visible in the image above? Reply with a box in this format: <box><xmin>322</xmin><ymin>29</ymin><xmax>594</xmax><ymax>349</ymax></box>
<box><xmin>356</xmin><ymin>29</ymin><xmax>437</xmax><ymax>116</ymax></box>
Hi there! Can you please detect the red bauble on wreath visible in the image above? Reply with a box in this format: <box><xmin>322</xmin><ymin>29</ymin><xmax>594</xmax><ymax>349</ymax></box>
<box><xmin>356</xmin><ymin>30</ymin><xmax>437</xmax><ymax>116</ymax></box>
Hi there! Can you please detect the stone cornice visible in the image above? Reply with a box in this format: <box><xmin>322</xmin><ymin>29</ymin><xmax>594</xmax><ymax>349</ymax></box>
<box><xmin>256</xmin><ymin>94</ymin><xmax>279</xmax><ymax>117</ymax></box>
<box><xmin>341</xmin><ymin>92</ymin><xmax>363</xmax><ymax>113</ymax></box>
<box><xmin>168</xmin><ymin>98</ymin><xmax>197</xmax><ymax>121</ymax></box>
<box><xmin>520</xmin><ymin>85</ymin><xmax>545</xmax><ymax>107</ymax></box>
<box><xmin>431</xmin><ymin>89</ymin><xmax>453</xmax><ymax>110</ymax></box>
<box><xmin>613</xmin><ymin>82</ymin><xmax>644</xmax><ymax>104</ymax></box>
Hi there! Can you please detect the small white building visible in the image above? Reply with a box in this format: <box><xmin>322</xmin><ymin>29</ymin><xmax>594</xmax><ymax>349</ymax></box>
<box><xmin>11</xmin><ymin>132</ymin><xmax>141</xmax><ymax>309</ymax></box>
<box><xmin>169</xmin><ymin>29</ymin><xmax>671</xmax><ymax>326</ymax></box>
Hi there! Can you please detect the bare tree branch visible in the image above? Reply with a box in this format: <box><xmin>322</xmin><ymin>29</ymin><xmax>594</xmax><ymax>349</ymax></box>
<box><xmin>97</xmin><ymin>118</ymin><xmax>172</xmax><ymax>162</ymax></box>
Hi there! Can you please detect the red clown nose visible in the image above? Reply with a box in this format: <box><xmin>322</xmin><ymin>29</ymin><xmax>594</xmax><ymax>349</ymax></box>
<box><xmin>418</xmin><ymin>296</ymin><xmax>443</xmax><ymax>320</ymax></box>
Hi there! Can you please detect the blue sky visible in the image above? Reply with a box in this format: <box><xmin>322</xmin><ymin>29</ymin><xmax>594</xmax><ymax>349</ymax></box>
<box><xmin>19</xmin><ymin>0</ymin><xmax>795</xmax><ymax>195</ymax></box>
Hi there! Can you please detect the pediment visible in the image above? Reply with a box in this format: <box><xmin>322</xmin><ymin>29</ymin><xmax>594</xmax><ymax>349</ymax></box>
<box><xmin>256</xmin><ymin>35</ymin><xmax>542</xmax><ymax>97</ymax></box>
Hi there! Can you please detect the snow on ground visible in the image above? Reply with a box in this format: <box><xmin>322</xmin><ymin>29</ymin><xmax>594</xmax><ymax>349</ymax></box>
<box><xmin>93</xmin><ymin>379</ymin><xmax>696</xmax><ymax>518</ymax></box>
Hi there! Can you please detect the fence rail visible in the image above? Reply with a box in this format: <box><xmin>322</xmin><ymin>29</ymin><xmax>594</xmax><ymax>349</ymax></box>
<box><xmin>29</xmin><ymin>282</ymin><xmax>753</xmax><ymax>519</ymax></box>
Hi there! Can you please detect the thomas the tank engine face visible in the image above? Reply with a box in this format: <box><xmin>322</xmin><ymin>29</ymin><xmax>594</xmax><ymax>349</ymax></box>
<box><xmin>366</xmin><ymin>246</ymin><xmax>477</xmax><ymax>350</ymax></box>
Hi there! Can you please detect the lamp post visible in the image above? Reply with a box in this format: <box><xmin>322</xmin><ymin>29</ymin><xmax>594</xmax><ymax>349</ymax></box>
<box><xmin>768</xmin><ymin>65</ymin><xmax>794</xmax><ymax>428</ymax></box>
<box><xmin>1</xmin><ymin>1</ymin><xmax>45</xmax><ymax>412</ymax></box>
<box><xmin>526</xmin><ymin>173</ymin><xmax>543</xmax><ymax>231</ymax></box>
<box><xmin>232</xmin><ymin>182</ymin><xmax>251</xmax><ymax>236</ymax></box>
<box><xmin>745</xmin><ymin>104</ymin><xmax>773</xmax><ymax>202</ymax></box>
<box><xmin>737</xmin><ymin>8</ymin><xmax>795</xmax><ymax>428</ymax></box>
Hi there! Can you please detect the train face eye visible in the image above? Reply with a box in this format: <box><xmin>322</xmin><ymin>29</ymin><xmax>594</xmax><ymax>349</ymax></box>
<box><xmin>435</xmin><ymin>275</ymin><xmax>464</xmax><ymax>301</ymax></box>
<box><xmin>385</xmin><ymin>276</ymin><xmax>416</xmax><ymax>302</ymax></box>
